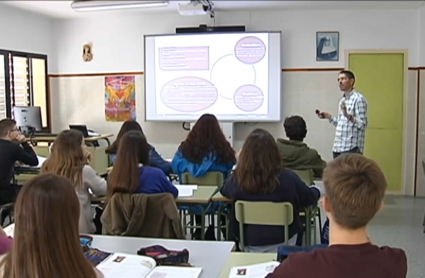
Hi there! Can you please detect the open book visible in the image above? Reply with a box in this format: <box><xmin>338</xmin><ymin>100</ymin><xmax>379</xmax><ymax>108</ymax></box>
<box><xmin>228</xmin><ymin>261</ymin><xmax>280</xmax><ymax>278</ymax></box>
<box><xmin>97</xmin><ymin>253</ymin><xmax>202</xmax><ymax>278</ymax></box>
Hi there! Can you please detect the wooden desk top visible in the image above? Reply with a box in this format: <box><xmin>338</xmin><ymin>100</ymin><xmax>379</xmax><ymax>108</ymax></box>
<box><xmin>91</xmin><ymin>186</ymin><xmax>218</xmax><ymax>205</ymax></box>
<box><xmin>30</xmin><ymin>134</ymin><xmax>113</xmax><ymax>142</ymax></box>
<box><xmin>176</xmin><ymin>185</ymin><xmax>217</xmax><ymax>204</ymax></box>
<box><xmin>211</xmin><ymin>191</ymin><xmax>231</xmax><ymax>202</ymax></box>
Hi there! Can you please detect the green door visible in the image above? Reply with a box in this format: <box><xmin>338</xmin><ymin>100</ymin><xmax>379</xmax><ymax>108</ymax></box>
<box><xmin>348</xmin><ymin>53</ymin><xmax>404</xmax><ymax>192</ymax></box>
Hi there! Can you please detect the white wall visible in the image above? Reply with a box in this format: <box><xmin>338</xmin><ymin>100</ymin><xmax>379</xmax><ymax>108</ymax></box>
<box><xmin>0</xmin><ymin>4</ymin><xmax>53</xmax><ymax>70</ymax></box>
<box><xmin>419</xmin><ymin>5</ymin><xmax>425</xmax><ymax>65</ymax></box>
<box><xmin>52</xmin><ymin>13</ymin><xmax>214</xmax><ymax>74</ymax></box>
<box><xmin>52</xmin><ymin>8</ymin><xmax>420</xmax><ymax>73</ymax></box>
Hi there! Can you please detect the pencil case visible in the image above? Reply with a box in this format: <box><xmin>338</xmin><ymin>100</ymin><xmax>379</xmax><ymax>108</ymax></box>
<box><xmin>137</xmin><ymin>245</ymin><xmax>189</xmax><ymax>266</ymax></box>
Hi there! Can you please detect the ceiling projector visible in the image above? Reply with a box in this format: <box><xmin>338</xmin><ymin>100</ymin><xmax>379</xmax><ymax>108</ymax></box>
<box><xmin>178</xmin><ymin>1</ymin><xmax>212</xmax><ymax>16</ymax></box>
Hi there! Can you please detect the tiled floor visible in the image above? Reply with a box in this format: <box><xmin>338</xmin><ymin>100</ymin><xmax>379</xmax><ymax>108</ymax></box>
<box><xmin>368</xmin><ymin>196</ymin><xmax>425</xmax><ymax>278</ymax></box>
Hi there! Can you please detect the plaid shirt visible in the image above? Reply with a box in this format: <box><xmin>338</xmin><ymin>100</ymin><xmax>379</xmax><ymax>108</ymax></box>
<box><xmin>329</xmin><ymin>90</ymin><xmax>368</xmax><ymax>153</ymax></box>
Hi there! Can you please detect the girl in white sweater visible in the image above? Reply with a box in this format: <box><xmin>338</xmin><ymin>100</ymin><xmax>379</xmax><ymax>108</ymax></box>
<box><xmin>41</xmin><ymin>130</ymin><xmax>107</xmax><ymax>233</ymax></box>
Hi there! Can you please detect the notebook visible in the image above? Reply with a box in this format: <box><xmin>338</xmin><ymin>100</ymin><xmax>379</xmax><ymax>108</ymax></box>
<box><xmin>96</xmin><ymin>253</ymin><xmax>202</xmax><ymax>278</ymax></box>
<box><xmin>228</xmin><ymin>261</ymin><xmax>280</xmax><ymax>278</ymax></box>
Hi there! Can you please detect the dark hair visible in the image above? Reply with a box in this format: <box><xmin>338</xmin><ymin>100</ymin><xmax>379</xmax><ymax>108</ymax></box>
<box><xmin>0</xmin><ymin>118</ymin><xmax>16</xmax><ymax>137</ymax></box>
<box><xmin>106</xmin><ymin>120</ymin><xmax>144</xmax><ymax>154</ymax></box>
<box><xmin>339</xmin><ymin>70</ymin><xmax>355</xmax><ymax>81</ymax></box>
<box><xmin>107</xmin><ymin>130</ymin><xmax>150</xmax><ymax>198</ymax></box>
<box><xmin>323</xmin><ymin>154</ymin><xmax>387</xmax><ymax>229</ymax></box>
<box><xmin>284</xmin><ymin>116</ymin><xmax>307</xmax><ymax>141</ymax></box>
<box><xmin>233</xmin><ymin>128</ymin><xmax>283</xmax><ymax>194</ymax></box>
<box><xmin>179</xmin><ymin>114</ymin><xmax>236</xmax><ymax>165</ymax></box>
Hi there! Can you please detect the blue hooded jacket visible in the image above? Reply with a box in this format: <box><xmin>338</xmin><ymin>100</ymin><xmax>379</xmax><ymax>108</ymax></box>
<box><xmin>171</xmin><ymin>150</ymin><xmax>234</xmax><ymax>181</ymax></box>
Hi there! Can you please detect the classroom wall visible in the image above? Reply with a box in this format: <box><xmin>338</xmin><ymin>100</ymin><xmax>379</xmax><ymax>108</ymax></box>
<box><xmin>49</xmin><ymin>71</ymin><xmax>340</xmax><ymax>160</ymax></box>
<box><xmin>0</xmin><ymin>4</ymin><xmax>53</xmax><ymax>70</ymax></box>
<box><xmin>51</xmin><ymin>9</ymin><xmax>420</xmax><ymax>73</ymax></box>
<box><xmin>47</xmin><ymin>7</ymin><xmax>423</xmax><ymax>195</ymax></box>
<box><xmin>419</xmin><ymin>5</ymin><xmax>425</xmax><ymax>66</ymax></box>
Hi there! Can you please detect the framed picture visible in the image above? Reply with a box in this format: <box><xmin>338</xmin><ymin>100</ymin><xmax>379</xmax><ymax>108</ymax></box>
<box><xmin>316</xmin><ymin>31</ymin><xmax>339</xmax><ymax>61</ymax></box>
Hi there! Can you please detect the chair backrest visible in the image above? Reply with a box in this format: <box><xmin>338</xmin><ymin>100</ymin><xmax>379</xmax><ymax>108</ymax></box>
<box><xmin>181</xmin><ymin>171</ymin><xmax>224</xmax><ymax>187</ymax></box>
<box><xmin>292</xmin><ymin>169</ymin><xmax>314</xmax><ymax>185</ymax></box>
<box><xmin>235</xmin><ymin>201</ymin><xmax>294</xmax><ymax>251</ymax></box>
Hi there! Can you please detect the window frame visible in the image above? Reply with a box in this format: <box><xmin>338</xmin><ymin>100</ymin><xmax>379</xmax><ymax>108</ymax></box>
<box><xmin>0</xmin><ymin>49</ymin><xmax>50</xmax><ymax>132</ymax></box>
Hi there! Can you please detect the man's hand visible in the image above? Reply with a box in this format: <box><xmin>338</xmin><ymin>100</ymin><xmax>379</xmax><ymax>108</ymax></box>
<box><xmin>341</xmin><ymin>102</ymin><xmax>354</xmax><ymax>121</ymax></box>
<box><xmin>317</xmin><ymin>111</ymin><xmax>332</xmax><ymax>120</ymax></box>
<box><xmin>16</xmin><ymin>134</ymin><xmax>26</xmax><ymax>143</ymax></box>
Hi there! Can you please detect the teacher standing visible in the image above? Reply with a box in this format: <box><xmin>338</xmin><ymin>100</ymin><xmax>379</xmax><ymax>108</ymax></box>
<box><xmin>317</xmin><ymin>70</ymin><xmax>368</xmax><ymax>159</ymax></box>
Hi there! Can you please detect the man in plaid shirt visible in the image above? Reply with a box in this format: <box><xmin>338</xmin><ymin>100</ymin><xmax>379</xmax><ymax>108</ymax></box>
<box><xmin>317</xmin><ymin>71</ymin><xmax>368</xmax><ymax>159</ymax></box>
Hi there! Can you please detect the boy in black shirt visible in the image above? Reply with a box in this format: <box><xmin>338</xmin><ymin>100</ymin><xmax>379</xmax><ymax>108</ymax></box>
<box><xmin>0</xmin><ymin>119</ymin><xmax>38</xmax><ymax>204</ymax></box>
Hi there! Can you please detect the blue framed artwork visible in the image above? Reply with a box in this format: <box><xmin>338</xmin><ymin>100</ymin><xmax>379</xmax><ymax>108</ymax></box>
<box><xmin>316</xmin><ymin>32</ymin><xmax>339</xmax><ymax>61</ymax></box>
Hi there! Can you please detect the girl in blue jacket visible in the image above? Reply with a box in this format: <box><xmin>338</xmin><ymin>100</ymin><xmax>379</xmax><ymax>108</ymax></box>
<box><xmin>171</xmin><ymin>114</ymin><xmax>236</xmax><ymax>239</ymax></box>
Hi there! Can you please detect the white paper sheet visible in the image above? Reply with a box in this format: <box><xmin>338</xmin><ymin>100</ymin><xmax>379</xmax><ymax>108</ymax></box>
<box><xmin>3</xmin><ymin>223</ymin><xmax>14</xmax><ymax>237</ymax></box>
<box><xmin>177</xmin><ymin>184</ymin><xmax>198</xmax><ymax>190</ymax></box>
<box><xmin>228</xmin><ymin>261</ymin><xmax>280</xmax><ymax>278</ymax></box>
<box><xmin>96</xmin><ymin>253</ymin><xmax>156</xmax><ymax>278</ymax></box>
<box><xmin>176</xmin><ymin>186</ymin><xmax>194</xmax><ymax>197</ymax></box>
<box><xmin>146</xmin><ymin>266</ymin><xmax>202</xmax><ymax>278</ymax></box>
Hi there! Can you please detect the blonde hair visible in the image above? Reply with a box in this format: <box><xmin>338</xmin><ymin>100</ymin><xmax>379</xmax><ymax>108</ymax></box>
<box><xmin>41</xmin><ymin>130</ymin><xmax>86</xmax><ymax>189</ymax></box>
<box><xmin>1</xmin><ymin>173</ymin><xmax>97</xmax><ymax>278</ymax></box>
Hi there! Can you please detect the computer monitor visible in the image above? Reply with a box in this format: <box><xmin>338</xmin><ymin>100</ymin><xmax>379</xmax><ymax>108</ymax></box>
<box><xmin>13</xmin><ymin>106</ymin><xmax>43</xmax><ymax>132</ymax></box>
<box><xmin>69</xmin><ymin>124</ymin><xmax>90</xmax><ymax>138</ymax></box>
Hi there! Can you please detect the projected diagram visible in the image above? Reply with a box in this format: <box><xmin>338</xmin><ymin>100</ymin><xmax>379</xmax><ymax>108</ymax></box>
<box><xmin>159</xmin><ymin>36</ymin><xmax>267</xmax><ymax>113</ymax></box>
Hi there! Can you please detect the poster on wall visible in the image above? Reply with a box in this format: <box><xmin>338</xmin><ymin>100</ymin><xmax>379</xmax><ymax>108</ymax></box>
<box><xmin>105</xmin><ymin>76</ymin><xmax>136</xmax><ymax>122</ymax></box>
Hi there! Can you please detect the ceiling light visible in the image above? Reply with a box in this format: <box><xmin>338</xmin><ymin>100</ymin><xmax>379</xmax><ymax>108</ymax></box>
<box><xmin>71</xmin><ymin>1</ymin><xmax>169</xmax><ymax>12</ymax></box>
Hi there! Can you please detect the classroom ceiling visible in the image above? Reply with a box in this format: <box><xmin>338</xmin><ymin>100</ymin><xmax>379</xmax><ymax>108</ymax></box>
<box><xmin>2</xmin><ymin>0</ymin><xmax>424</xmax><ymax>19</ymax></box>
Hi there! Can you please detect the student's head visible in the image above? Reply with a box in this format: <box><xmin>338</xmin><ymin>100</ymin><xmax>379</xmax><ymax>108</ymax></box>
<box><xmin>2</xmin><ymin>173</ymin><xmax>97</xmax><ymax>278</ymax></box>
<box><xmin>41</xmin><ymin>129</ymin><xmax>86</xmax><ymax>189</ymax></box>
<box><xmin>106</xmin><ymin>120</ymin><xmax>144</xmax><ymax>154</ymax></box>
<box><xmin>180</xmin><ymin>114</ymin><xmax>236</xmax><ymax>165</ymax></box>
<box><xmin>284</xmin><ymin>116</ymin><xmax>307</xmax><ymax>141</ymax></box>
<box><xmin>338</xmin><ymin>70</ymin><xmax>355</xmax><ymax>92</ymax></box>
<box><xmin>233</xmin><ymin>128</ymin><xmax>283</xmax><ymax>194</ymax></box>
<box><xmin>323</xmin><ymin>154</ymin><xmax>386</xmax><ymax>230</ymax></box>
<box><xmin>0</xmin><ymin>119</ymin><xmax>19</xmax><ymax>141</ymax></box>
<box><xmin>107</xmin><ymin>130</ymin><xmax>150</xmax><ymax>198</ymax></box>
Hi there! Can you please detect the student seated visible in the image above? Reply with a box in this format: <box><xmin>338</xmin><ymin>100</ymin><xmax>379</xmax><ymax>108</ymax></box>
<box><xmin>267</xmin><ymin>154</ymin><xmax>407</xmax><ymax>278</ymax></box>
<box><xmin>221</xmin><ymin>128</ymin><xmax>321</xmax><ymax>252</ymax></box>
<box><xmin>171</xmin><ymin>113</ymin><xmax>236</xmax><ymax>239</ymax></box>
<box><xmin>41</xmin><ymin>130</ymin><xmax>107</xmax><ymax>234</ymax></box>
<box><xmin>0</xmin><ymin>173</ymin><xmax>102</xmax><ymax>278</ymax></box>
<box><xmin>106</xmin><ymin>120</ymin><xmax>172</xmax><ymax>175</ymax></box>
<box><xmin>171</xmin><ymin>113</ymin><xmax>236</xmax><ymax>179</ymax></box>
<box><xmin>0</xmin><ymin>118</ymin><xmax>38</xmax><ymax>205</ymax></box>
<box><xmin>107</xmin><ymin>130</ymin><xmax>178</xmax><ymax>198</ymax></box>
<box><xmin>277</xmin><ymin>116</ymin><xmax>326</xmax><ymax>178</ymax></box>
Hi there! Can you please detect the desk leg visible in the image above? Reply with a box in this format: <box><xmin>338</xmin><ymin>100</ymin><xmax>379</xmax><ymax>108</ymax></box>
<box><xmin>217</xmin><ymin>202</ymin><xmax>222</xmax><ymax>241</ymax></box>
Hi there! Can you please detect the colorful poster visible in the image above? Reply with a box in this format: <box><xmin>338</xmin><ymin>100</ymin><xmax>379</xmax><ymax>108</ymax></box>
<box><xmin>105</xmin><ymin>76</ymin><xmax>136</xmax><ymax>122</ymax></box>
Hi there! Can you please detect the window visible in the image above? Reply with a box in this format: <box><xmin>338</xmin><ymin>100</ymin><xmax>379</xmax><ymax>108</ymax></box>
<box><xmin>0</xmin><ymin>50</ymin><xmax>49</xmax><ymax>130</ymax></box>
